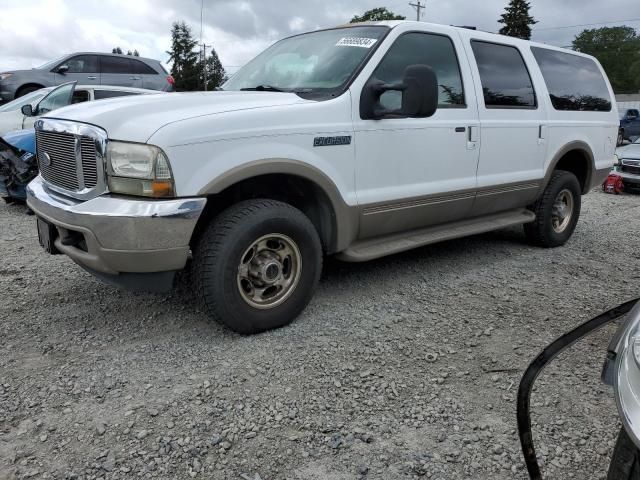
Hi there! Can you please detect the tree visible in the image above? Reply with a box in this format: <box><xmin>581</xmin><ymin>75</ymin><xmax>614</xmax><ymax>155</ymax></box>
<box><xmin>112</xmin><ymin>47</ymin><xmax>123</xmax><ymax>54</ymax></box>
<box><xmin>133</xmin><ymin>49</ymin><xmax>140</xmax><ymax>57</ymax></box>
<box><xmin>350</xmin><ymin>7</ymin><xmax>405</xmax><ymax>23</ymax></box>
<box><xmin>200</xmin><ymin>47</ymin><xmax>226</xmax><ymax>91</ymax></box>
<box><xmin>498</xmin><ymin>0</ymin><xmax>537</xmax><ymax>40</ymax></box>
<box><xmin>573</xmin><ymin>26</ymin><xmax>640</xmax><ymax>94</ymax></box>
<box><xmin>167</xmin><ymin>21</ymin><xmax>226</xmax><ymax>91</ymax></box>
<box><xmin>167</xmin><ymin>21</ymin><xmax>199</xmax><ymax>91</ymax></box>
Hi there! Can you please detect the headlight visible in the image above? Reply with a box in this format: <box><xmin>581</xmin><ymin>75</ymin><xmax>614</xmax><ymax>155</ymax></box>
<box><xmin>614</xmin><ymin>154</ymin><xmax>621</xmax><ymax>166</ymax></box>
<box><xmin>0</xmin><ymin>73</ymin><xmax>13</xmax><ymax>81</ymax></box>
<box><xmin>107</xmin><ymin>141</ymin><xmax>175</xmax><ymax>198</ymax></box>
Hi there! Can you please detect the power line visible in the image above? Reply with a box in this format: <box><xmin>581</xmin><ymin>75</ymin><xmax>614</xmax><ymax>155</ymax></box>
<box><xmin>535</xmin><ymin>17</ymin><xmax>640</xmax><ymax>31</ymax></box>
<box><xmin>409</xmin><ymin>1</ymin><xmax>425</xmax><ymax>21</ymax></box>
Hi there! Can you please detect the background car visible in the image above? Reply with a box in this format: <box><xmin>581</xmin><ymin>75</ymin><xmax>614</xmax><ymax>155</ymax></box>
<box><xmin>0</xmin><ymin>52</ymin><xmax>174</xmax><ymax>103</ymax></box>
<box><xmin>615</xmin><ymin>136</ymin><xmax>640</xmax><ymax>192</ymax></box>
<box><xmin>618</xmin><ymin>108</ymin><xmax>640</xmax><ymax>145</ymax></box>
<box><xmin>0</xmin><ymin>82</ymin><xmax>164</xmax><ymax>135</ymax></box>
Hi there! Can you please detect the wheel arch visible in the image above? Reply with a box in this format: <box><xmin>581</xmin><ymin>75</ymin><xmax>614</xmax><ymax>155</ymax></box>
<box><xmin>193</xmin><ymin>159</ymin><xmax>358</xmax><ymax>254</ymax></box>
<box><xmin>542</xmin><ymin>141</ymin><xmax>596</xmax><ymax>195</ymax></box>
<box><xmin>15</xmin><ymin>83</ymin><xmax>46</xmax><ymax>98</ymax></box>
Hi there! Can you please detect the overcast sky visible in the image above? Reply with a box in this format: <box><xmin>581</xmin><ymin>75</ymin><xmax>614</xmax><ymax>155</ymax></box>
<box><xmin>1</xmin><ymin>0</ymin><xmax>639</xmax><ymax>73</ymax></box>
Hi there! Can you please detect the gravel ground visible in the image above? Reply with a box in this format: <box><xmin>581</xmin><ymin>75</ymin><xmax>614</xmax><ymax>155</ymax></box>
<box><xmin>0</xmin><ymin>190</ymin><xmax>639</xmax><ymax>480</ymax></box>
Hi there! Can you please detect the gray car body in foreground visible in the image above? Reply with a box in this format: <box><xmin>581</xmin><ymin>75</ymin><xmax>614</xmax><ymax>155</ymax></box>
<box><xmin>0</xmin><ymin>52</ymin><xmax>172</xmax><ymax>103</ymax></box>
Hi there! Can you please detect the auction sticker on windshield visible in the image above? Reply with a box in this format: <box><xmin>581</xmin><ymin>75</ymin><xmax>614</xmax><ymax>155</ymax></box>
<box><xmin>336</xmin><ymin>37</ymin><xmax>378</xmax><ymax>48</ymax></box>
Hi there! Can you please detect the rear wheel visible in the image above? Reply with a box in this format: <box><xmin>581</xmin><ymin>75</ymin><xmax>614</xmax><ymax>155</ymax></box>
<box><xmin>194</xmin><ymin>199</ymin><xmax>322</xmax><ymax>334</ymax></box>
<box><xmin>608</xmin><ymin>427</ymin><xmax>640</xmax><ymax>480</ymax></box>
<box><xmin>524</xmin><ymin>170</ymin><xmax>582</xmax><ymax>247</ymax></box>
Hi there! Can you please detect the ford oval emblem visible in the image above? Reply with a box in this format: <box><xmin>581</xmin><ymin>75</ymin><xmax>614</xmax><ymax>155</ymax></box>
<box><xmin>41</xmin><ymin>152</ymin><xmax>51</xmax><ymax>167</ymax></box>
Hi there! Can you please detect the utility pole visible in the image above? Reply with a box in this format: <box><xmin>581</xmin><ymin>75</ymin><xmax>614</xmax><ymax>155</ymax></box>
<box><xmin>409</xmin><ymin>0</ymin><xmax>425</xmax><ymax>21</ymax></box>
<box><xmin>202</xmin><ymin>43</ymin><xmax>211</xmax><ymax>91</ymax></box>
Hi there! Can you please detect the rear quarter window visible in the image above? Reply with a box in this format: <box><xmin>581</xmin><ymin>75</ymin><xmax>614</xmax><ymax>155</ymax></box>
<box><xmin>531</xmin><ymin>47</ymin><xmax>612</xmax><ymax>112</ymax></box>
<box><xmin>132</xmin><ymin>60</ymin><xmax>158</xmax><ymax>75</ymax></box>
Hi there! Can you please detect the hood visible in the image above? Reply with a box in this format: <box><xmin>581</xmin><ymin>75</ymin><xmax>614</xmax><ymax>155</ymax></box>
<box><xmin>2</xmin><ymin>129</ymin><xmax>35</xmax><ymax>154</ymax></box>
<box><xmin>617</xmin><ymin>142</ymin><xmax>640</xmax><ymax>160</ymax></box>
<box><xmin>43</xmin><ymin>91</ymin><xmax>312</xmax><ymax>143</ymax></box>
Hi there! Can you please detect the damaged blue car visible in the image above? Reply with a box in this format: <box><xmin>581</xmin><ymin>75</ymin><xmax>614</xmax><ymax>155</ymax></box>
<box><xmin>0</xmin><ymin>129</ymin><xmax>36</xmax><ymax>203</ymax></box>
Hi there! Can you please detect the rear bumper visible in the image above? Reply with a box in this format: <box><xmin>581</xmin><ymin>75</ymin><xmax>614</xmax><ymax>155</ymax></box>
<box><xmin>26</xmin><ymin>175</ymin><xmax>206</xmax><ymax>276</ymax></box>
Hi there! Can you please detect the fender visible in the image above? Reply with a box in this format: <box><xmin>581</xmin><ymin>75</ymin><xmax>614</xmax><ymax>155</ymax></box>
<box><xmin>197</xmin><ymin>158</ymin><xmax>359</xmax><ymax>253</ymax></box>
<box><xmin>539</xmin><ymin>141</ymin><xmax>596</xmax><ymax>196</ymax></box>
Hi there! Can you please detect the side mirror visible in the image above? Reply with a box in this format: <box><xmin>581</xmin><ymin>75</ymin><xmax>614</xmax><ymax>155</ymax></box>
<box><xmin>360</xmin><ymin>64</ymin><xmax>438</xmax><ymax>120</ymax></box>
<box><xmin>21</xmin><ymin>104</ymin><xmax>34</xmax><ymax>117</ymax></box>
<box><xmin>56</xmin><ymin>65</ymin><xmax>69</xmax><ymax>74</ymax></box>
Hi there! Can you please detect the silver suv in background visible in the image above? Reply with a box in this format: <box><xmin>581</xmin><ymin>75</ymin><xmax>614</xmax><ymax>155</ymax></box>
<box><xmin>0</xmin><ymin>53</ymin><xmax>173</xmax><ymax>103</ymax></box>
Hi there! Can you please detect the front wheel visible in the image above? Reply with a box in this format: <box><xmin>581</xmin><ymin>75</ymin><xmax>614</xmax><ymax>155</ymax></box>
<box><xmin>194</xmin><ymin>199</ymin><xmax>322</xmax><ymax>334</ymax></box>
<box><xmin>524</xmin><ymin>170</ymin><xmax>582</xmax><ymax>247</ymax></box>
<box><xmin>608</xmin><ymin>427</ymin><xmax>640</xmax><ymax>479</ymax></box>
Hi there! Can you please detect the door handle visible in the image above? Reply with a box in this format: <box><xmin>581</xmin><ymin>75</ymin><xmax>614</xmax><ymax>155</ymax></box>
<box><xmin>468</xmin><ymin>126</ymin><xmax>479</xmax><ymax>142</ymax></box>
<box><xmin>129</xmin><ymin>76</ymin><xmax>140</xmax><ymax>80</ymax></box>
<box><xmin>87</xmin><ymin>76</ymin><xmax>97</xmax><ymax>80</ymax></box>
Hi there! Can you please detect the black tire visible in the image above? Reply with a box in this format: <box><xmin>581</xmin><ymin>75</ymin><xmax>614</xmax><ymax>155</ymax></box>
<box><xmin>524</xmin><ymin>170</ymin><xmax>582</xmax><ymax>248</ymax></box>
<box><xmin>194</xmin><ymin>199</ymin><xmax>322</xmax><ymax>335</ymax></box>
<box><xmin>608</xmin><ymin>428</ymin><xmax>640</xmax><ymax>480</ymax></box>
<box><xmin>15</xmin><ymin>85</ymin><xmax>41</xmax><ymax>99</ymax></box>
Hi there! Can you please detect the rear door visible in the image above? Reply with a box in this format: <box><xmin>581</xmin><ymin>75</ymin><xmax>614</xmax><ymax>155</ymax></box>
<box><xmin>462</xmin><ymin>37</ymin><xmax>547</xmax><ymax>216</ymax></box>
<box><xmin>53</xmin><ymin>55</ymin><xmax>99</xmax><ymax>86</ymax></box>
<box><xmin>129</xmin><ymin>58</ymin><xmax>161</xmax><ymax>90</ymax></box>
<box><xmin>99</xmin><ymin>56</ymin><xmax>143</xmax><ymax>88</ymax></box>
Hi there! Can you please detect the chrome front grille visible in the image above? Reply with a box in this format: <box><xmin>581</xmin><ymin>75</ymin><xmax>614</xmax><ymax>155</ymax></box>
<box><xmin>81</xmin><ymin>137</ymin><xmax>98</xmax><ymax>188</ymax></box>
<box><xmin>621</xmin><ymin>160</ymin><xmax>640</xmax><ymax>176</ymax></box>
<box><xmin>37</xmin><ymin>130</ymin><xmax>79</xmax><ymax>191</ymax></box>
<box><xmin>35</xmin><ymin>119</ymin><xmax>108</xmax><ymax>200</ymax></box>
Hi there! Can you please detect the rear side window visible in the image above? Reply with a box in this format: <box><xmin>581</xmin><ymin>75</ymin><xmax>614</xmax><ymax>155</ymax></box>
<box><xmin>94</xmin><ymin>90</ymin><xmax>141</xmax><ymax>100</ymax></box>
<box><xmin>100</xmin><ymin>56</ymin><xmax>132</xmax><ymax>74</ymax></box>
<box><xmin>471</xmin><ymin>41</ymin><xmax>536</xmax><ymax>109</ymax></box>
<box><xmin>63</xmin><ymin>55</ymin><xmax>98</xmax><ymax>73</ymax></box>
<box><xmin>532</xmin><ymin>47</ymin><xmax>611</xmax><ymax>112</ymax></box>
<box><xmin>131</xmin><ymin>59</ymin><xmax>157</xmax><ymax>75</ymax></box>
<box><xmin>373</xmin><ymin>32</ymin><xmax>465</xmax><ymax>108</ymax></box>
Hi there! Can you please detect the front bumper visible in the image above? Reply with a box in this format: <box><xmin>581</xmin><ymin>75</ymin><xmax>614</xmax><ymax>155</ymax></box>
<box><xmin>26</xmin><ymin>175</ymin><xmax>206</xmax><ymax>276</ymax></box>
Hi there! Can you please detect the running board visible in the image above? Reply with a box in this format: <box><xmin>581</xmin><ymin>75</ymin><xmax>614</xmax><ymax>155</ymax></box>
<box><xmin>337</xmin><ymin>209</ymin><xmax>536</xmax><ymax>262</ymax></box>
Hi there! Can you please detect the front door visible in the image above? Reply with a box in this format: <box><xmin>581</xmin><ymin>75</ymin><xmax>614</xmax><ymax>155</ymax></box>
<box><xmin>53</xmin><ymin>55</ymin><xmax>99</xmax><ymax>86</ymax></box>
<box><xmin>352</xmin><ymin>27</ymin><xmax>480</xmax><ymax>239</ymax></box>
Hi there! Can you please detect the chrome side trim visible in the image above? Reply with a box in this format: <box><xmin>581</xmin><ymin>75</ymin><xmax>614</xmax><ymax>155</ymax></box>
<box><xmin>476</xmin><ymin>182</ymin><xmax>540</xmax><ymax>197</ymax></box>
<box><xmin>362</xmin><ymin>191</ymin><xmax>475</xmax><ymax>216</ymax></box>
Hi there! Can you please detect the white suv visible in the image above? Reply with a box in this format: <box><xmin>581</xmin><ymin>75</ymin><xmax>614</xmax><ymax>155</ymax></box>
<box><xmin>26</xmin><ymin>21</ymin><xmax>618</xmax><ymax>334</ymax></box>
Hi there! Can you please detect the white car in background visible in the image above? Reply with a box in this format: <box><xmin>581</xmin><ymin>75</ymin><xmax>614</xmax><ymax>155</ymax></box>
<box><xmin>0</xmin><ymin>83</ymin><xmax>164</xmax><ymax>135</ymax></box>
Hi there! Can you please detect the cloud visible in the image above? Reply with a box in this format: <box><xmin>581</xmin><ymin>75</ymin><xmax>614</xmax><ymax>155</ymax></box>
<box><xmin>0</xmin><ymin>0</ymin><xmax>638</xmax><ymax>73</ymax></box>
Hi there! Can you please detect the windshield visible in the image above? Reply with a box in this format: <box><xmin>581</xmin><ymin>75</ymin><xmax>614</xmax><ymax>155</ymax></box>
<box><xmin>223</xmin><ymin>26</ymin><xmax>388</xmax><ymax>97</ymax></box>
<box><xmin>0</xmin><ymin>89</ymin><xmax>49</xmax><ymax>112</ymax></box>
<box><xmin>37</xmin><ymin>56</ymin><xmax>66</xmax><ymax>70</ymax></box>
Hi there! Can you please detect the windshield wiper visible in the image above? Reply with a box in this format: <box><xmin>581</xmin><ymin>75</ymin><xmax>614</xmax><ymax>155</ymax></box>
<box><xmin>240</xmin><ymin>85</ymin><xmax>285</xmax><ymax>92</ymax></box>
